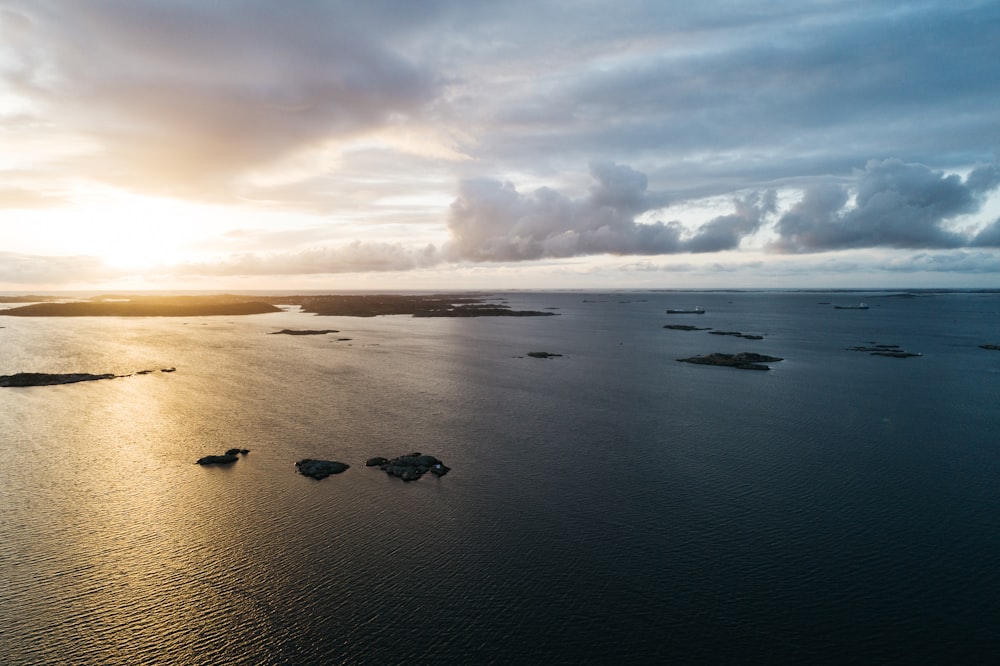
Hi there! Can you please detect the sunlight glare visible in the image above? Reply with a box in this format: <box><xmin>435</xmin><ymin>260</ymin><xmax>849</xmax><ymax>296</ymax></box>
<box><xmin>68</xmin><ymin>190</ymin><xmax>222</xmax><ymax>271</ymax></box>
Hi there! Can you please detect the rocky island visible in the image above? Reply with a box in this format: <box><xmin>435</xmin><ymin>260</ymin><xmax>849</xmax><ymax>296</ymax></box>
<box><xmin>848</xmin><ymin>343</ymin><xmax>922</xmax><ymax>358</ymax></box>
<box><xmin>269</xmin><ymin>329</ymin><xmax>339</xmax><ymax>335</ymax></box>
<box><xmin>197</xmin><ymin>449</ymin><xmax>249</xmax><ymax>465</ymax></box>
<box><xmin>709</xmin><ymin>330</ymin><xmax>764</xmax><ymax>340</ymax></box>
<box><xmin>0</xmin><ymin>293</ymin><xmax>557</xmax><ymax>318</ymax></box>
<box><xmin>282</xmin><ymin>294</ymin><xmax>557</xmax><ymax>317</ymax></box>
<box><xmin>663</xmin><ymin>326</ymin><xmax>761</xmax><ymax>338</ymax></box>
<box><xmin>677</xmin><ymin>352</ymin><xmax>784</xmax><ymax>370</ymax></box>
<box><xmin>0</xmin><ymin>372</ymin><xmax>118</xmax><ymax>387</ymax></box>
<box><xmin>1</xmin><ymin>368</ymin><xmax>175</xmax><ymax>387</ymax></box>
<box><xmin>1</xmin><ymin>295</ymin><xmax>280</xmax><ymax>317</ymax></box>
<box><xmin>295</xmin><ymin>459</ymin><xmax>350</xmax><ymax>479</ymax></box>
<box><xmin>366</xmin><ymin>453</ymin><xmax>450</xmax><ymax>481</ymax></box>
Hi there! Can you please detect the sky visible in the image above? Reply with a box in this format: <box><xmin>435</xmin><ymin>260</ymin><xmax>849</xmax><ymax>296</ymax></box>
<box><xmin>1</xmin><ymin>0</ymin><xmax>999</xmax><ymax>291</ymax></box>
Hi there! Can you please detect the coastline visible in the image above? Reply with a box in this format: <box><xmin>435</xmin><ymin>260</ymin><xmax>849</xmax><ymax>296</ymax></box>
<box><xmin>0</xmin><ymin>293</ymin><xmax>558</xmax><ymax>317</ymax></box>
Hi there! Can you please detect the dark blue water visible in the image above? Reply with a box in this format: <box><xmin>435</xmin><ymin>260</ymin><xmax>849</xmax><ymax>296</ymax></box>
<box><xmin>2</xmin><ymin>291</ymin><xmax>999</xmax><ymax>664</ymax></box>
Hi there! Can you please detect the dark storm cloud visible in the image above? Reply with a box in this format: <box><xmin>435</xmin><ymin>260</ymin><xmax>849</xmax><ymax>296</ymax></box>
<box><xmin>445</xmin><ymin>162</ymin><xmax>774</xmax><ymax>261</ymax></box>
<box><xmin>972</xmin><ymin>219</ymin><xmax>1000</xmax><ymax>248</ymax></box>
<box><xmin>772</xmin><ymin>159</ymin><xmax>999</xmax><ymax>252</ymax></box>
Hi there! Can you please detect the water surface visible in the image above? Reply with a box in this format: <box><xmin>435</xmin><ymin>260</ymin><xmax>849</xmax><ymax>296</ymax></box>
<box><xmin>3</xmin><ymin>291</ymin><xmax>999</xmax><ymax>664</ymax></box>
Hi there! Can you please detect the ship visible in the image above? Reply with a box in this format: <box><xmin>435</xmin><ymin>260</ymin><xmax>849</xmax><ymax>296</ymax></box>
<box><xmin>666</xmin><ymin>307</ymin><xmax>705</xmax><ymax>314</ymax></box>
<box><xmin>834</xmin><ymin>303</ymin><xmax>869</xmax><ymax>310</ymax></box>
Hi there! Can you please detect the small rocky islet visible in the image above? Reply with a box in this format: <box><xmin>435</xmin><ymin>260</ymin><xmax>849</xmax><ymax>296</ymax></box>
<box><xmin>366</xmin><ymin>453</ymin><xmax>451</xmax><ymax>481</ymax></box>
<box><xmin>197</xmin><ymin>449</ymin><xmax>250</xmax><ymax>465</ymax></box>
<box><xmin>269</xmin><ymin>329</ymin><xmax>340</xmax><ymax>336</ymax></box>
<box><xmin>847</xmin><ymin>343</ymin><xmax>922</xmax><ymax>358</ymax></box>
<box><xmin>295</xmin><ymin>459</ymin><xmax>350</xmax><ymax>479</ymax></box>
<box><xmin>526</xmin><ymin>351</ymin><xmax>562</xmax><ymax>359</ymax></box>
<box><xmin>1</xmin><ymin>368</ymin><xmax>176</xmax><ymax>387</ymax></box>
<box><xmin>198</xmin><ymin>452</ymin><xmax>451</xmax><ymax>481</ymax></box>
<box><xmin>709</xmin><ymin>330</ymin><xmax>764</xmax><ymax>340</ymax></box>
<box><xmin>664</xmin><ymin>324</ymin><xmax>711</xmax><ymax>331</ymax></box>
<box><xmin>677</xmin><ymin>352</ymin><xmax>784</xmax><ymax>371</ymax></box>
<box><xmin>662</xmin><ymin>325</ymin><xmax>762</xmax><ymax>339</ymax></box>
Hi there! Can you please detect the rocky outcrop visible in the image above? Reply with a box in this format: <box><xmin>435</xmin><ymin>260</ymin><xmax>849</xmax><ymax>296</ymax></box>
<box><xmin>848</xmin><ymin>343</ymin><xmax>922</xmax><ymax>358</ymax></box>
<box><xmin>196</xmin><ymin>449</ymin><xmax>248</xmax><ymax>465</ymax></box>
<box><xmin>677</xmin><ymin>352</ymin><xmax>783</xmax><ymax>370</ymax></box>
<box><xmin>368</xmin><ymin>453</ymin><xmax>450</xmax><ymax>481</ymax></box>
<box><xmin>663</xmin><ymin>326</ymin><xmax>761</xmax><ymax>338</ymax></box>
<box><xmin>197</xmin><ymin>454</ymin><xmax>239</xmax><ymax>465</ymax></box>
<box><xmin>295</xmin><ymin>459</ymin><xmax>350</xmax><ymax>479</ymax></box>
<box><xmin>709</xmin><ymin>331</ymin><xmax>764</xmax><ymax>340</ymax></box>
<box><xmin>2</xmin><ymin>368</ymin><xmax>179</xmax><ymax>387</ymax></box>
<box><xmin>1</xmin><ymin>372</ymin><xmax>118</xmax><ymax>387</ymax></box>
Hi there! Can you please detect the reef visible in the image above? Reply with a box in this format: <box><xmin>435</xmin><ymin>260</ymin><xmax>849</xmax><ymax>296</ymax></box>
<box><xmin>366</xmin><ymin>453</ymin><xmax>450</xmax><ymax>481</ymax></box>
<box><xmin>708</xmin><ymin>331</ymin><xmax>764</xmax><ymax>340</ymax></box>
<box><xmin>295</xmin><ymin>459</ymin><xmax>350</xmax><ymax>479</ymax></box>
<box><xmin>848</xmin><ymin>343</ymin><xmax>922</xmax><ymax>358</ymax></box>
<box><xmin>677</xmin><ymin>352</ymin><xmax>784</xmax><ymax>371</ymax></box>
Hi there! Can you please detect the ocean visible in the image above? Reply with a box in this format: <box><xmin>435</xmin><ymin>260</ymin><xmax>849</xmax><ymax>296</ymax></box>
<box><xmin>2</xmin><ymin>290</ymin><xmax>999</xmax><ymax>664</ymax></box>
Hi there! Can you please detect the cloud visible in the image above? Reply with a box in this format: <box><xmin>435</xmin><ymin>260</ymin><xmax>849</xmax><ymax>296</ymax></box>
<box><xmin>883</xmin><ymin>250</ymin><xmax>1000</xmax><ymax>274</ymax></box>
<box><xmin>1</xmin><ymin>2</ymin><xmax>999</xmax><ymax>289</ymax></box>
<box><xmin>772</xmin><ymin>159</ymin><xmax>999</xmax><ymax>252</ymax></box>
<box><xmin>445</xmin><ymin>162</ymin><xmax>775</xmax><ymax>261</ymax></box>
<box><xmin>972</xmin><ymin>219</ymin><xmax>1000</xmax><ymax>247</ymax></box>
<box><xmin>168</xmin><ymin>241</ymin><xmax>441</xmax><ymax>276</ymax></box>
<box><xmin>451</xmin><ymin>1</ymin><xmax>1000</xmax><ymax>199</ymax></box>
<box><xmin>0</xmin><ymin>252</ymin><xmax>118</xmax><ymax>284</ymax></box>
<box><xmin>0</xmin><ymin>186</ymin><xmax>67</xmax><ymax>209</ymax></box>
<box><xmin>2</xmin><ymin>1</ymin><xmax>440</xmax><ymax>198</ymax></box>
<box><xmin>682</xmin><ymin>191</ymin><xmax>776</xmax><ymax>253</ymax></box>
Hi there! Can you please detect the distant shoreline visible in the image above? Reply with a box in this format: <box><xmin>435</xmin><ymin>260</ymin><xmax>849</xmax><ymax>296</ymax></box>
<box><xmin>0</xmin><ymin>293</ymin><xmax>558</xmax><ymax>318</ymax></box>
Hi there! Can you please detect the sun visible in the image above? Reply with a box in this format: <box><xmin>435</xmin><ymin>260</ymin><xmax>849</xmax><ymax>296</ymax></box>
<box><xmin>70</xmin><ymin>190</ymin><xmax>213</xmax><ymax>272</ymax></box>
<box><xmin>94</xmin><ymin>226</ymin><xmax>189</xmax><ymax>272</ymax></box>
